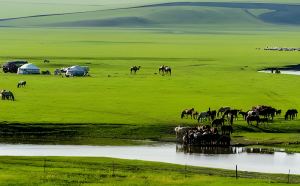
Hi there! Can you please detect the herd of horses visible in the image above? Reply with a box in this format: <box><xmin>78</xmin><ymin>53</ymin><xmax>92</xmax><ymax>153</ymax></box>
<box><xmin>1</xmin><ymin>81</ymin><xmax>26</xmax><ymax>101</ymax></box>
<box><xmin>130</xmin><ymin>65</ymin><xmax>172</xmax><ymax>75</ymax></box>
<box><xmin>175</xmin><ymin>125</ymin><xmax>231</xmax><ymax>146</ymax></box>
<box><xmin>181</xmin><ymin>105</ymin><xmax>298</xmax><ymax>127</ymax></box>
<box><xmin>263</xmin><ymin>47</ymin><xmax>300</xmax><ymax>51</ymax></box>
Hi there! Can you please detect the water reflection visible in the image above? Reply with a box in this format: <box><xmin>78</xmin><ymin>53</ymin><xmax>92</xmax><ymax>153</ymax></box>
<box><xmin>176</xmin><ymin>145</ymin><xmax>286</xmax><ymax>155</ymax></box>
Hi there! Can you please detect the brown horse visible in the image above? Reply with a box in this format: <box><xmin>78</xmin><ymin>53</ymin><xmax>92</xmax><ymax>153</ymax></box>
<box><xmin>192</xmin><ymin>111</ymin><xmax>199</xmax><ymax>119</ymax></box>
<box><xmin>130</xmin><ymin>66</ymin><xmax>141</xmax><ymax>74</ymax></box>
<box><xmin>221</xmin><ymin>125</ymin><xmax>233</xmax><ymax>134</ymax></box>
<box><xmin>164</xmin><ymin>66</ymin><xmax>171</xmax><ymax>76</ymax></box>
<box><xmin>246</xmin><ymin>115</ymin><xmax>260</xmax><ymax>126</ymax></box>
<box><xmin>181</xmin><ymin>108</ymin><xmax>194</xmax><ymax>119</ymax></box>
<box><xmin>211</xmin><ymin>118</ymin><xmax>227</xmax><ymax>128</ymax></box>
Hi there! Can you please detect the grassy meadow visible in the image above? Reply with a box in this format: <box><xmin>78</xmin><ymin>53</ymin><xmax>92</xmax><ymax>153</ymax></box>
<box><xmin>0</xmin><ymin>156</ymin><xmax>299</xmax><ymax>185</ymax></box>
<box><xmin>1</xmin><ymin>0</ymin><xmax>300</xmax><ymax>185</ymax></box>
<box><xmin>0</xmin><ymin>1</ymin><xmax>300</xmax><ymax>144</ymax></box>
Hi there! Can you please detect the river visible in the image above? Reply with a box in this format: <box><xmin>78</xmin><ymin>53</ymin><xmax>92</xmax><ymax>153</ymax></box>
<box><xmin>258</xmin><ymin>70</ymin><xmax>300</xmax><ymax>75</ymax></box>
<box><xmin>0</xmin><ymin>143</ymin><xmax>299</xmax><ymax>174</ymax></box>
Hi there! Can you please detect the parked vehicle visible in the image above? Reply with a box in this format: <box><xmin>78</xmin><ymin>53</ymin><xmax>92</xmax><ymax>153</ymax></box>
<box><xmin>2</xmin><ymin>61</ymin><xmax>28</xmax><ymax>73</ymax></box>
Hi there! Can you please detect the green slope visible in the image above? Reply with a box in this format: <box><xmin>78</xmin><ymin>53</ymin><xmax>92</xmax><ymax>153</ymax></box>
<box><xmin>0</xmin><ymin>6</ymin><xmax>271</xmax><ymax>28</ymax></box>
<box><xmin>1</xmin><ymin>1</ymin><xmax>300</xmax><ymax>28</ymax></box>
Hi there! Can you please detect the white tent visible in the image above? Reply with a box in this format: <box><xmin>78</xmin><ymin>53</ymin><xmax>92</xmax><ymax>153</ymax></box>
<box><xmin>65</xmin><ymin>65</ymin><xmax>85</xmax><ymax>76</ymax></box>
<box><xmin>17</xmin><ymin>63</ymin><xmax>40</xmax><ymax>74</ymax></box>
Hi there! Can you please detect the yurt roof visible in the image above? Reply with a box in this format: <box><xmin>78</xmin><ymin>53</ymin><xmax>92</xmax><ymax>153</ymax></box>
<box><xmin>67</xmin><ymin>65</ymin><xmax>84</xmax><ymax>71</ymax></box>
<box><xmin>19</xmin><ymin>63</ymin><xmax>40</xmax><ymax>69</ymax></box>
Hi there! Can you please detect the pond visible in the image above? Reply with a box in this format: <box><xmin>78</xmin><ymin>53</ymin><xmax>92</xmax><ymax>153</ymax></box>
<box><xmin>0</xmin><ymin>143</ymin><xmax>299</xmax><ymax>174</ymax></box>
<box><xmin>258</xmin><ymin>70</ymin><xmax>300</xmax><ymax>75</ymax></box>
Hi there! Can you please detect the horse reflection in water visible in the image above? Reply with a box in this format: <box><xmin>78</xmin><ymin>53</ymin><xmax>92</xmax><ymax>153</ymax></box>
<box><xmin>176</xmin><ymin>144</ymin><xmax>239</xmax><ymax>154</ymax></box>
<box><xmin>176</xmin><ymin>145</ymin><xmax>275</xmax><ymax>155</ymax></box>
<box><xmin>246</xmin><ymin>148</ymin><xmax>275</xmax><ymax>154</ymax></box>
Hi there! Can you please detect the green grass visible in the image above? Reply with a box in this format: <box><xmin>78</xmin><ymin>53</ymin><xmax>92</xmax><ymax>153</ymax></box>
<box><xmin>0</xmin><ymin>27</ymin><xmax>300</xmax><ymax>145</ymax></box>
<box><xmin>0</xmin><ymin>156</ymin><xmax>299</xmax><ymax>185</ymax></box>
<box><xmin>1</xmin><ymin>1</ymin><xmax>300</xmax><ymax>146</ymax></box>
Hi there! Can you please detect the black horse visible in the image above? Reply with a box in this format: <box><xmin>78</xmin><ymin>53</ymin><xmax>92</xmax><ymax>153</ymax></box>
<box><xmin>285</xmin><ymin>109</ymin><xmax>298</xmax><ymax>120</ymax></box>
<box><xmin>1</xmin><ymin>91</ymin><xmax>14</xmax><ymax>101</ymax></box>
<box><xmin>17</xmin><ymin>81</ymin><xmax>26</xmax><ymax>88</ymax></box>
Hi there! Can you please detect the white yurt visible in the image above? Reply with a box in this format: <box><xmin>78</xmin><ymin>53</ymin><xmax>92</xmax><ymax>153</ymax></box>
<box><xmin>17</xmin><ymin>63</ymin><xmax>40</xmax><ymax>74</ymax></box>
<box><xmin>65</xmin><ymin>65</ymin><xmax>85</xmax><ymax>76</ymax></box>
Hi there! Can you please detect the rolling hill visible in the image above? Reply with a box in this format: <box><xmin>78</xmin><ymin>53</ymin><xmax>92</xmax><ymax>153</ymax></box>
<box><xmin>0</xmin><ymin>1</ymin><xmax>300</xmax><ymax>29</ymax></box>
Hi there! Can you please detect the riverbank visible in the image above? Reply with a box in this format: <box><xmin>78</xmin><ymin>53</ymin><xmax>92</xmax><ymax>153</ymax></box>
<box><xmin>1</xmin><ymin>156</ymin><xmax>299</xmax><ymax>185</ymax></box>
<box><xmin>1</xmin><ymin>123</ymin><xmax>300</xmax><ymax>151</ymax></box>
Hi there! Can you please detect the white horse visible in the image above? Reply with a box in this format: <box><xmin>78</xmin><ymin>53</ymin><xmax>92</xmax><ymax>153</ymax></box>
<box><xmin>197</xmin><ymin>111</ymin><xmax>207</xmax><ymax>122</ymax></box>
<box><xmin>174</xmin><ymin>126</ymin><xmax>190</xmax><ymax>139</ymax></box>
<box><xmin>217</xmin><ymin>107</ymin><xmax>230</xmax><ymax>117</ymax></box>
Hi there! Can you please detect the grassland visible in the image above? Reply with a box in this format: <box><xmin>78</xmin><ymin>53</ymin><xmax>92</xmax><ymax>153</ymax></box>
<box><xmin>0</xmin><ymin>1</ymin><xmax>300</xmax><ymax>146</ymax></box>
<box><xmin>0</xmin><ymin>156</ymin><xmax>299</xmax><ymax>185</ymax></box>
<box><xmin>0</xmin><ymin>27</ymin><xmax>300</xmax><ymax>147</ymax></box>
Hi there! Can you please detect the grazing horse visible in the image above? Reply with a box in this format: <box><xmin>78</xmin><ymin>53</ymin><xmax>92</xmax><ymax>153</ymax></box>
<box><xmin>275</xmin><ymin>109</ymin><xmax>282</xmax><ymax>117</ymax></box>
<box><xmin>285</xmin><ymin>109</ymin><xmax>298</xmax><ymax>120</ymax></box>
<box><xmin>130</xmin><ymin>66</ymin><xmax>141</xmax><ymax>74</ymax></box>
<box><xmin>246</xmin><ymin>115</ymin><xmax>260</xmax><ymax>126</ymax></box>
<box><xmin>259</xmin><ymin>118</ymin><xmax>268</xmax><ymax>126</ymax></box>
<box><xmin>211</xmin><ymin>118</ymin><xmax>226</xmax><ymax>128</ymax></box>
<box><xmin>217</xmin><ymin>107</ymin><xmax>230</xmax><ymax>117</ymax></box>
<box><xmin>192</xmin><ymin>111</ymin><xmax>199</xmax><ymax>119</ymax></box>
<box><xmin>239</xmin><ymin>111</ymin><xmax>248</xmax><ymax>120</ymax></box>
<box><xmin>1</xmin><ymin>91</ymin><xmax>14</xmax><ymax>101</ymax></box>
<box><xmin>159</xmin><ymin>65</ymin><xmax>165</xmax><ymax>75</ymax></box>
<box><xmin>209</xmin><ymin>110</ymin><xmax>217</xmax><ymax>121</ymax></box>
<box><xmin>227</xmin><ymin>113</ymin><xmax>233</xmax><ymax>125</ymax></box>
<box><xmin>181</xmin><ymin>108</ymin><xmax>194</xmax><ymax>119</ymax></box>
<box><xmin>44</xmin><ymin>59</ymin><xmax>50</xmax><ymax>63</ymax></box>
<box><xmin>17</xmin><ymin>81</ymin><xmax>26</xmax><ymax>88</ymax></box>
<box><xmin>197</xmin><ymin>111</ymin><xmax>208</xmax><ymax>122</ymax></box>
<box><xmin>164</xmin><ymin>66</ymin><xmax>171</xmax><ymax>76</ymax></box>
<box><xmin>230</xmin><ymin>109</ymin><xmax>240</xmax><ymax>120</ymax></box>
<box><xmin>221</xmin><ymin>125</ymin><xmax>233</xmax><ymax>134</ymax></box>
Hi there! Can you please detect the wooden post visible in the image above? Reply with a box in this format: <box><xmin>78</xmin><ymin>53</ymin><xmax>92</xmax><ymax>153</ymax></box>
<box><xmin>288</xmin><ymin>169</ymin><xmax>290</xmax><ymax>183</ymax></box>
<box><xmin>113</xmin><ymin>161</ymin><xmax>115</xmax><ymax>177</ymax></box>
<box><xmin>185</xmin><ymin>164</ymin><xmax>187</xmax><ymax>178</ymax></box>
<box><xmin>44</xmin><ymin>157</ymin><xmax>46</xmax><ymax>173</ymax></box>
<box><xmin>236</xmin><ymin>165</ymin><xmax>238</xmax><ymax>179</ymax></box>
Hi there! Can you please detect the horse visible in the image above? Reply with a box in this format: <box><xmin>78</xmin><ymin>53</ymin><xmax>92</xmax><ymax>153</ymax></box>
<box><xmin>159</xmin><ymin>65</ymin><xmax>165</xmax><ymax>75</ymax></box>
<box><xmin>17</xmin><ymin>81</ymin><xmax>26</xmax><ymax>88</ymax></box>
<box><xmin>217</xmin><ymin>107</ymin><xmax>230</xmax><ymax>117</ymax></box>
<box><xmin>275</xmin><ymin>109</ymin><xmax>282</xmax><ymax>118</ymax></box>
<box><xmin>230</xmin><ymin>109</ymin><xmax>240</xmax><ymax>120</ymax></box>
<box><xmin>130</xmin><ymin>66</ymin><xmax>141</xmax><ymax>74</ymax></box>
<box><xmin>210</xmin><ymin>110</ymin><xmax>217</xmax><ymax>121</ymax></box>
<box><xmin>164</xmin><ymin>66</ymin><xmax>171</xmax><ymax>76</ymax></box>
<box><xmin>197</xmin><ymin>111</ymin><xmax>208</xmax><ymax>122</ymax></box>
<box><xmin>221</xmin><ymin>125</ymin><xmax>233</xmax><ymax>134</ymax></box>
<box><xmin>1</xmin><ymin>91</ymin><xmax>14</xmax><ymax>101</ymax></box>
<box><xmin>259</xmin><ymin>118</ymin><xmax>268</xmax><ymax>126</ymax></box>
<box><xmin>228</xmin><ymin>113</ymin><xmax>233</xmax><ymax>126</ymax></box>
<box><xmin>181</xmin><ymin>108</ymin><xmax>194</xmax><ymax>119</ymax></box>
<box><xmin>285</xmin><ymin>109</ymin><xmax>298</xmax><ymax>120</ymax></box>
<box><xmin>211</xmin><ymin>118</ymin><xmax>226</xmax><ymax>128</ymax></box>
<box><xmin>192</xmin><ymin>111</ymin><xmax>199</xmax><ymax>119</ymax></box>
<box><xmin>44</xmin><ymin>59</ymin><xmax>50</xmax><ymax>63</ymax></box>
<box><xmin>239</xmin><ymin>110</ymin><xmax>248</xmax><ymax>120</ymax></box>
<box><xmin>174</xmin><ymin>126</ymin><xmax>190</xmax><ymax>139</ymax></box>
<box><xmin>246</xmin><ymin>115</ymin><xmax>260</xmax><ymax>126</ymax></box>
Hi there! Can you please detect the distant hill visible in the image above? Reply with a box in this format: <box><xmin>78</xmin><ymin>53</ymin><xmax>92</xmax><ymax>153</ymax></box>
<box><xmin>0</xmin><ymin>2</ymin><xmax>300</xmax><ymax>28</ymax></box>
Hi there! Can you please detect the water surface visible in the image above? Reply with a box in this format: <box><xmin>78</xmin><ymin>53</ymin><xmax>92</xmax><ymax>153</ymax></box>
<box><xmin>0</xmin><ymin>143</ymin><xmax>299</xmax><ymax>174</ymax></box>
